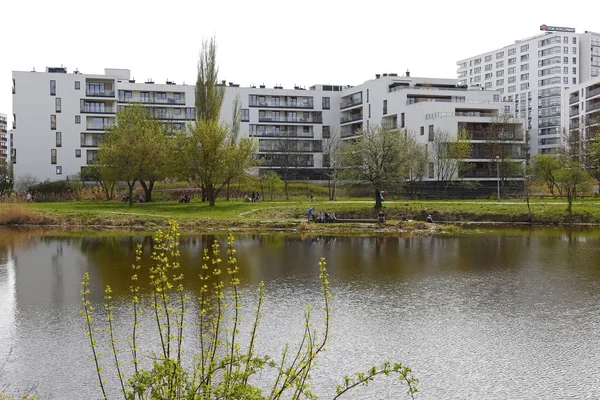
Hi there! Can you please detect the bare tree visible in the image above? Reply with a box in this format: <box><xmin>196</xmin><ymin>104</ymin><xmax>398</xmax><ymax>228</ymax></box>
<box><xmin>269</xmin><ymin>139</ymin><xmax>305</xmax><ymax>200</ymax></box>
<box><xmin>429</xmin><ymin>129</ymin><xmax>471</xmax><ymax>195</ymax></box>
<box><xmin>322</xmin><ymin>128</ymin><xmax>342</xmax><ymax>201</ymax></box>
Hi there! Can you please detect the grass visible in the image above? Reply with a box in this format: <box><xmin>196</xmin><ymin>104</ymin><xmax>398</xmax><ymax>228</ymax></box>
<box><xmin>3</xmin><ymin>195</ymin><xmax>595</xmax><ymax>227</ymax></box>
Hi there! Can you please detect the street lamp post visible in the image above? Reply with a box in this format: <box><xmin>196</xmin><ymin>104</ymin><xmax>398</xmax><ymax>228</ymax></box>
<box><xmin>496</xmin><ymin>155</ymin><xmax>500</xmax><ymax>203</ymax></box>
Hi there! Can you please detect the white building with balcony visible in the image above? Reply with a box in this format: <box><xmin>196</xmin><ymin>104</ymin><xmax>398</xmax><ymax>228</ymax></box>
<box><xmin>457</xmin><ymin>28</ymin><xmax>600</xmax><ymax>156</ymax></box>
<box><xmin>12</xmin><ymin>67</ymin><xmax>524</xmax><ymax>188</ymax></box>
<box><xmin>565</xmin><ymin>76</ymin><xmax>600</xmax><ymax>151</ymax></box>
<box><xmin>0</xmin><ymin>113</ymin><xmax>7</xmax><ymax>164</ymax></box>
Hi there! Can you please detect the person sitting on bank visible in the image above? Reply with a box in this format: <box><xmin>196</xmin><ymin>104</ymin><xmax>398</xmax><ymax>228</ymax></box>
<box><xmin>401</xmin><ymin>214</ymin><xmax>407</xmax><ymax>221</ymax></box>
<box><xmin>426</xmin><ymin>214</ymin><xmax>434</xmax><ymax>223</ymax></box>
<box><xmin>377</xmin><ymin>211</ymin><xmax>386</xmax><ymax>223</ymax></box>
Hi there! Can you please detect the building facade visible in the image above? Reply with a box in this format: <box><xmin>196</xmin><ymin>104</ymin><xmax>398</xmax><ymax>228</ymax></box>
<box><xmin>12</xmin><ymin>68</ymin><xmax>524</xmax><ymax>185</ymax></box>
<box><xmin>565</xmin><ymin>76</ymin><xmax>600</xmax><ymax>153</ymax></box>
<box><xmin>0</xmin><ymin>114</ymin><xmax>7</xmax><ymax>164</ymax></box>
<box><xmin>457</xmin><ymin>28</ymin><xmax>600</xmax><ymax>156</ymax></box>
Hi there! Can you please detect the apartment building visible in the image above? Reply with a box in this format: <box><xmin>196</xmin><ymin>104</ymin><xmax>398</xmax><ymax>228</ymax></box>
<box><xmin>335</xmin><ymin>74</ymin><xmax>525</xmax><ymax>182</ymax></box>
<box><xmin>565</xmin><ymin>76</ymin><xmax>600</xmax><ymax>151</ymax></box>
<box><xmin>0</xmin><ymin>114</ymin><xmax>7</xmax><ymax>164</ymax></box>
<box><xmin>457</xmin><ymin>27</ymin><xmax>600</xmax><ymax>156</ymax></box>
<box><xmin>12</xmin><ymin>67</ymin><xmax>524</xmax><ymax>186</ymax></box>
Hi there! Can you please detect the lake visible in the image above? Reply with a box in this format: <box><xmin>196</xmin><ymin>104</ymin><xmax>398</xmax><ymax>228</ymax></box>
<box><xmin>1</xmin><ymin>227</ymin><xmax>600</xmax><ymax>399</ymax></box>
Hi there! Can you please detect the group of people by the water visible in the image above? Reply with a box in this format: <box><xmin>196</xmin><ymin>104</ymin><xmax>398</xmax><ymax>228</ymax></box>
<box><xmin>307</xmin><ymin>207</ymin><xmax>337</xmax><ymax>223</ymax></box>
<box><xmin>179</xmin><ymin>194</ymin><xmax>192</xmax><ymax>203</ymax></box>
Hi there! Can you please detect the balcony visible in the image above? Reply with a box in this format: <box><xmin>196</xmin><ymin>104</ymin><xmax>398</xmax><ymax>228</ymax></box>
<box><xmin>249</xmin><ymin>100</ymin><xmax>313</xmax><ymax>109</ymax></box>
<box><xmin>80</xmin><ymin>105</ymin><xmax>116</xmax><ymax>114</ymax></box>
<box><xmin>569</xmin><ymin>94</ymin><xmax>580</xmax><ymax>104</ymax></box>
<box><xmin>340</xmin><ymin>98</ymin><xmax>362</xmax><ymax>110</ymax></box>
<box><xmin>340</xmin><ymin>114</ymin><xmax>363</xmax><ymax>124</ymax></box>
<box><xmin>426</xmin><ymin>111</ymin><xmax>497</xmax><ymax>120</ymax></box>
<box><xmin>586</xmin><ymin>86</ymin><xmax>600</xmax><ymax>99</ymax></box>
<box><xmin>258</xmin><ymin>142</ymin><xmax>322</xmax><ymax>153</ymax></box>
<box><xmin>86</xmin><ymin>123</ymin><xmax>112</xmax><ymax>131</ymax></box>
<box><xmin>118</xmin><ymin>95</ymin><xmax>185</xmax><ymax>105</ymax></box>
<box><xmin>86</xmin><ymin>90</ymin><xmax>115</xmax><ymax>98</ymax></box>
<box><xmin>569</xmin><ymin>108</ymin><xmax>580</xmax><ymax>117</ymax></box>
<box><xmin>341</xmin><ymin>124</ymin><xmax>362</xmax><ymax>138</ymax></box>
<box><xmin>250</xmin><ymin>130</ymin><xmax>314</xmax><ymax>138</ymax></box>
<box><xmin>587</xmin><ymin>102</ymin><xmax>600</xmax><ymax>113</ymax></box>
<box><xmin>258</xmin><ymin>116</ymin><xmax>322</xmax><ymax>124</ymax></box>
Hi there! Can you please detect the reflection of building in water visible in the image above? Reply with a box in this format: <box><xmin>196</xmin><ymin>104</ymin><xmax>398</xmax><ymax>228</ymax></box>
<box><xmin>0</xmin><ymin>248</ymin><xmax>16</xmax><ymax>359</ymax></box>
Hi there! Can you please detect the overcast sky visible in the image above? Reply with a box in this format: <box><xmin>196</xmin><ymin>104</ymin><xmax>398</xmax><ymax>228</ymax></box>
<box><xmin>2</xmin><ymin>0</ymin><xmax>596</xmax><ymax>119</ymax></box>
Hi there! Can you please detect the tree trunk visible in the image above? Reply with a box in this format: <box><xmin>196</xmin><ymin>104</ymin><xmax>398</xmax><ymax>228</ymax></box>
<box><xmin>332</xmin><ymin>178</ymin><xmax>337</xmax><ymax>201</ymax></box>
<box><xmin>374</xmin><ymin>188</ymin><xmax>382</xmax><ymax>209</ymax></box>
<box><xmin>127</xmin><ymin>181</ymin><xmax>136</xmax><ymax>207</ymax></box>
<box><xmin>207</xmin><ymin>183</ymin><xmax>216</xmax><ymax>206</ymax></box>
<box><xmin>139</xmin><ymin>180</ymin><xmax>155</xmax><ymax>202</ymax></box>
<box><xmin>201</xmin><ymin>184</ymin><xmax>207</xmax><ymax>202</ymax></box>
<box><xmin>226</xmin><ymin>180</ymin><xmax>231</xmax><ymax>201</ymax></box>
<box><xmin>109</xmin><ymin>182</ymin><xmax>116</xmax><ymax>200</ymax></box>
<box><xmin>284</xmin><ymin>180</ymin><xmax>289</xmax><ymax>200</ymax></box>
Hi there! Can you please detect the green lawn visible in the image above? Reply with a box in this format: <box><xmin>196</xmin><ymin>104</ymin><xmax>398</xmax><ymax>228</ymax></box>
<box><xmin>21</xmin><ymin>196</ymin><xmax>600</xmax><ymax>224</ymax></box>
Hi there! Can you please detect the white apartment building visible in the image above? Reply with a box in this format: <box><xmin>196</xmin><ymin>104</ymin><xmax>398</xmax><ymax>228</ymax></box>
<box><xmin>565</xmin><ymin>76</ymin><xmax>600</xmax><ymax>148</ymax></box>
<box><xmin>0</xmin><ymin>114</ymin><xmax>7</xmax><ymax>164</ymax></box>
<box><xmin>12</xmin><ymin>67</ymin><xmax>524</xmax><ymax>188</ymax></box>
<box><xmin>457</xmin><ymin>27</ymin><xmax>600</xmax><ymax>156</ymax></box>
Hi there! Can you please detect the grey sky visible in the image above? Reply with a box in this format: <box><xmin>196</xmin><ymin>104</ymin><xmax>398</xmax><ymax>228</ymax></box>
<box><xmin>2</xmin><ymin>0</ymin><xmax>595</xmax><ymax>118</ymax></box>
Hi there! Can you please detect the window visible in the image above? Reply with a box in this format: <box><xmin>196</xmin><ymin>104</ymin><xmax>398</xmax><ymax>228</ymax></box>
<box><xmin>383</xmin><ymin>100</ymin><xmax>387</xmax><ymax>115</ymax></box>
<box><xmin>508</xmin><ymin>57</ymin><xmax>516</xmax><ymax>65</ymax></box>
<box><xmin>521</xmin><ymin>54</ymin><xmax>529</xmax><ymax>62</ymax></box>
<box><xmin>521</xmin><ymin>83</ymin><xmax>529</xmax><ymax>90</ymax></box>
<box><xmin>428</xmin><ymin>162</ymin><xmax>434</xmax><ymax>179</ymax></box>
<box><xmin>573</xmin><ymin>77</ymin><xmax>577</xmax><ymax>84</ymax></box>
<box><xmin>50</xmin><ymin>80</ymin><xmax>56</xmax><ymax>96</ymax></box>
<box><xmin>173</xmin><ymin>108</ymin><xmax>181</xmax><ymax>115</ymax></box>
<box><xmin>12</xmin><ymin>114</ymin><xmax>16</xmax><ymax>129</ymax></box>
<box><xmin>156</xmin><ymin>92</ymin><xmax>166</xmax><ymax>100</ymax></box>
<box><xmin>564</xmin><ymin>57</ymin><xmax>569</xmax><ymax>63</ymax></box>
<box><xmin>496</xmin><ymin>79</ymin><xmax>504</xmax><ymax>86</ymax></box>
<box><xmin>50</xmin><ymin>114</ymin><xmax>56</xmax><ymax>130</ymax></box>
<box><xmin>428</xmin><ymin>125</ymin><xmax>434</xmax><ymax>142</ymax></box>
<box><xmin>56</xmin><ymin>166</ymin><xmax>62</xmax><ymax>175</ymax></box>
<box><xmin>241</xmin><ymin>109</ymin><xmax>249</xmax><ymax>121</ymax></box>
<box><xmin>508</xmin><ymin>67</ymin><xmax>516</xmax><ymax>74</ymax></box>
<box><xmin>485</xmin><ymin>82</ymin><xmax>492</xmax><ymax>89</ymax></box>
<box><xmin>56</xmin><ymin>132</ymin><xmax>62</xmax><ymax>147</ymax></box>
<box><xmin>75</xmin><ymin>81</ymin><xmax>80</xmax><ymax>90</ymax></box>
<box><xmin>75</xmin><ymin>149</ymin><xmax>81</xmax><ymax>158</ymax></box>
<box><xmin>322</xmin><ymin>97</ymin><xmax>330</xmax><ymax>109</ymax></box>
<box><xmin>521</xmin><ymin>44</ymin><xmax>529</xmax><ymax>52</ymax></box>
<box><xmin>485</xmin><ymin>55</ymin><xmax>492</xmax><ymax>62</ymax></box>
<box><xmin>564</xmin><ymin>36</ymin><xmax>569</xmax><ymax>44</ymax></box>
<box><xmin>303</xmin><ymin>126</ymin><xmax>310</xmax><ymax>133</ymax></box>
<box><xmin>51</xmin><ymin>149</ymin><xmax>57</xmax><ymax>164</ymax></box>
<box><xmin>521</xmin><ymin>73</ymin><xmax>529</xmax><ymax>81</ymax></box>
<box><xmin>573</xmin><ymin>57</ymin><xmax>577</xmax><ymax>64</ymax></box>
<box><xmin>564</xmin><ymin>67</ymin><xmax>568</xmax><ymax>74</ymax></box>
<box><xmin>140</xmin><ymin>92</ymin><xmax>150</xmax><ymax>103</ymax></box>
<box><xmin>564</xmin><ymin>46</ymin><xmax>568</xmax><ymax>54</ymax></box>
<box><xmin>366</xmin><ymin>89</ymin><xmax>369</xmax><ymax>102</ymax></box>
<box><xmin>573</xmin><ymin>67</ymin><xmax>577</xmax><ymax>74</ymax></box>
<box><xmin>485</xmin><ymin>64</ymin><xmax>493</xmax><ymax>71</ymax></box>
<box><xmin>573</xmin><ymin>37</ymin><xmax>577</xmax><ymax>44</ymax></box>
<box><xmin>521</xmin><ymin>64</ymin><xmax>529</xmax><ymax>71</ymax></box>
<box><xmin>401</xmin><ymin>112</ymin><xmax>405</xmax><ymax>128</ymax></box>
<box><xmin>496</xmin><ymin>70</ymin><xmax>504</xmax><ymax>77</ymax></box>
<box><xmin>564</xmin><ymin>77</ymin><xmax>569</xmax><ymax>84</ymax></box>
<box><xmin>474</xmin><ymin>76</ymin><xmax>481</xmax><ymax>83</ymax></box>
<box><xmin>55</xmin><ymin>97</ymin><xmax>61</xmax><ymax>113</ymax></box>
<box><xmin>75</xmin><ymin>115</ymin><xmax>81</xmax><ymax>124</ymax></box>
<box><xmin>420</xmin><ymin>126</ymin><xmax>424</xmax><ymax>136</ymax></box>
<box><xmin>573</xmin><ymin>47</ymin><xmax>577</xmax><ymax>54</ymax></box>
<box><xmin>493</xmin><ymin>94</ymin><xmax>500</xmax><ymax>102</ymax></box>
<box><xmin>508</xmin><ymin>48</ymin><xmax>516</xmax><ymax>56</ymax></box>
<box><xmin>474</xmin><ymin>67</ymin><xmax>481</xmax><ymax>73</ymax></box>
<box><xmin>173</xmin><ymin>93</ymin><xmax>182</xmax><ymax>100</ymax></box>
<box><xmin>485</xmin><ymin>73</ymin><xmax>493</xmax><ymax>79</ymax></box>
<box><xmin>496</xmin><ymin>61</ymin><xmax>504</xmax><ymax>68</ymax></box>
<box><xmin>508</xmin><ymin>85</ymin><xmax>516</xmax><ymax>93</ymax></box>
<box><xmin>322</xmin><ymin>126</ymin><xmax>331</xmax><ymax>139</ymax></box>
<box><xmin>368</xmin><ymin>104</ymin><xmax>371</xmax><ymax>118</ymax></box>
<box><xmin>496</xmin><ymin>51</ymin><xmax>504</xmax><ymax>59</ymax></box>
<box><xmin>508</xmin><ymin>76</ymin><xmax>516</xmax><ymax>83</ymax></box>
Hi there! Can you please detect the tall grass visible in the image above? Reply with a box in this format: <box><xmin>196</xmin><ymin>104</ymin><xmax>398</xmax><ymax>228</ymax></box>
<box><xmin>0</xmin><ymin>204</ymin><xmax>58</xmax><ymax>225</ymax></box>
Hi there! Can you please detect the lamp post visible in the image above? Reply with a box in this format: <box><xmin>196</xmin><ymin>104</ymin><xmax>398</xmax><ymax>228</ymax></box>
<box><xmin>496</xmin><ymin>155</ymin><xmax>500</xmax><ymax>203</ymax></box>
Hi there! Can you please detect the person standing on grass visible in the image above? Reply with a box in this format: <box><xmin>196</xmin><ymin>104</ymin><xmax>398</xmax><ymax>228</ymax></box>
<box><xmin>307</xmin><ymin>207</ymin><xmax>313</xmax><ymax>223</ymax></box>
<box><xmin>26</xmin><ymin>192</ymin><xmax>32</xmax><ymax>203</ymax></box>
<box><xmin>256</xmin><ymin>191</ymin><xmax>260</xmax><ymax>203</ymax></box>
<box><xmin>251</xmin><ymin>191</ymin><xmax>256</xmax><ymax>202</ymax></box>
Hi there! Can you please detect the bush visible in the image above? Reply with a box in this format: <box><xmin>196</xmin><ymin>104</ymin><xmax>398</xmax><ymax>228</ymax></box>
<box><xmin>82</xmin><ymin>221</ymin><xmax>418</xmax><ymax>399</ymax></box>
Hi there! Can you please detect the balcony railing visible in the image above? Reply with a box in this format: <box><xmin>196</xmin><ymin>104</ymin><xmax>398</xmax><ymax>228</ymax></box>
<box><xmin>86</xmin><ymin>124</ymin><xmax>112</xmax><ymax>131</ymax></box>
<box><xmin>340</xmin><ymin>114</ymin><xmax>363</xmax><ymax>124</ymax></box>
<box><xmin>258</xmin><ymin>116</ymin><xmax>323</xmax><ymax>124</ymax></box>
<box><xmin>86</xmin><ymin>90</ymin><xmax>115</xmax><ymax>98</ymax></box>
<box><xmin>340</xmin><ymin>98</ymin><xmax>362</xmax><ymax>109</ymax></box>
<box><xmin>250</xmin><ymin>131</ymin><xmax>314</xmax><ymax>138</ymax></box>
<box><xmin>118</xmin><ymin>96</ymin><xmax>186</xmax><ymax>105</ymax></box>
<box><xmin>81</xmin><ymin>105</ymin><xmax>116</xmax><ymax>114</ymax></box>
<box><xmin>587</xmin><ymin>102</ymin><xmax>600</xmax><ymax>112</ymax></box>
<box><xmin>426</xmin><ymin>111</ymin><xmax>497</xmax><ymax>120</ymax></box>
<box><xmin>569</xmin><ymin>94</ymin><xmax>580</xmax><ymax>104</ymax></box>
<box><xmin>249</xmin><ymin>100</ymin><xmax>313</xmax><ymax>109</ymax></box>
<box><xmin>151</xmin><ymin>113</ymin><xmax>194</xmax><ymax>121</ymax></box>
<box><xmin>258</xmin><ymin>144</ymin><xmax>322</xmax><ymax>153</ymax></box>
<box><xmin>586</xmin><ymin>87</ymin><xmax>600</xmax><ymax>99</ymax></box>
<box><xmin>569</xmin><ymin>108</ymin><xmax>580</xmax><ymax>117</ymax></box>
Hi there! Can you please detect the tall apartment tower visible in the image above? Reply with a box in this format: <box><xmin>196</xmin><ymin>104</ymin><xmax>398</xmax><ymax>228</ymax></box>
<box><xmin>0</xmin><ymin>114</ymin><xmax>7</xmax><ymax>164</ymax></box>
<box><xmin>457</xmin><ymin>26</ymin><xmax>600</xmax><ymax>156</ymax></box>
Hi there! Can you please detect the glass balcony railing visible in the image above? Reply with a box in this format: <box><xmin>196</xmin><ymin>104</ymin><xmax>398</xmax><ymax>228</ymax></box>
<box><xmin>81</xmin><ymin>105</ymin><xmax>116</xmax><ymax>114</ymax></box>
<box><xmin>118</xmin><ymin>96</ymin><xmax>185</xmax><ymax>105</ymax></box>
<box><xmin>249</xmin><ymin>100</ymin><xmax>313</xmax><ymax>109</ymax></box>
<box><xmin>86</xmin><ymin>90</ymin><xmax>115</xmax><ymax>98</ymax></box>
<box><xmin>586</xmin><ymin>87</ymin><xmax>600</xmax><ymax>99</ymax></box>
<box><xmin>340</xmin><ymin>114</ymin><xmax>363</xmax><ymax>124</ymax></box>
<box><xmin>258</xmin><ymin>116</ymin><xmax>323</xmax><ymax>123</ymax></box>
<box><xmin>340</xmin><ymin>98</ymin><xmax>362</xmax><ymax>109</ymax></box>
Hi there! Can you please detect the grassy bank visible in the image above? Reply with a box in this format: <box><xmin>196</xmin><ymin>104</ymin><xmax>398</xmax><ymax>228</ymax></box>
<box><xmin>0</xmin><ymin>197</ymin><xmax>598</xmax><ymax>234</ymax></box>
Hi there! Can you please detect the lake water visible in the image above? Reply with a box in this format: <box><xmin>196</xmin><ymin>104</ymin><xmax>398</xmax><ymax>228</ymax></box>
<box><xmin>1</xmin><ymin>227</ymin><xmax>600</xmax><ymax>399</ymax></box>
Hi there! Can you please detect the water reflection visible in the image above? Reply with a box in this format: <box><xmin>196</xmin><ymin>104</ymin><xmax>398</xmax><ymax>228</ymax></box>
<box><xmin>0</xmin><ymin>228</ymin><xmax>600</xmax><ymax>398</ymax></box>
